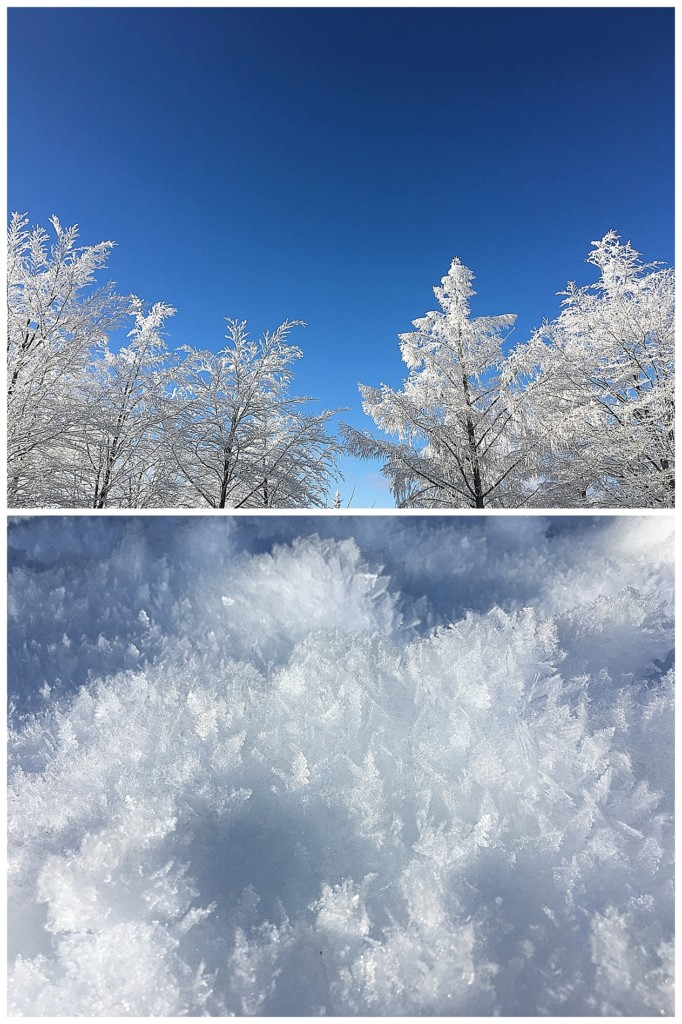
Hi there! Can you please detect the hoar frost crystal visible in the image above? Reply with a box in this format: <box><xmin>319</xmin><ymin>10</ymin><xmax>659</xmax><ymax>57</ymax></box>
<box><xmin>7</xmin><ymin>516</ymin><xmax>674</xmax><ymax>1015</ymax></box>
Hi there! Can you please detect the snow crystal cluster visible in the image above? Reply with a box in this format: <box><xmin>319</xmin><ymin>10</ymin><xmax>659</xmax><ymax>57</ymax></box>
<box><xmin>7</xmin><ymin>515</ymin><xmax>674</xmax><ymax>1016</ymax></box>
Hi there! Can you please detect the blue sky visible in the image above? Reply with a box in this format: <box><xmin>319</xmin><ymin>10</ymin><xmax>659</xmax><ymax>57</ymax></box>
<box><xmin>8</xmin><ymin>5</ymin><xmax>674</xmax><ymax>508</ymax></box>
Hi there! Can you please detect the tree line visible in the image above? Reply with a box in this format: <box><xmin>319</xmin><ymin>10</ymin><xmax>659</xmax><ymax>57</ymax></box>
<box><xmin>7</xmin><ymin>214</ymin><xmax>674</xmax><ymax>508</ymax></box>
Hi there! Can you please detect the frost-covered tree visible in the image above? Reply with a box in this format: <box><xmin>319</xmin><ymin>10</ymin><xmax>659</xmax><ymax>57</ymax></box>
<box><xmin>513</xmin><ymin>233</ymin><xmax>675</xmax><ymax>507</ymax></box>
<box><xmin>246</xmin><ymin>404</ymin><xmax>345</xmax><ymax>508</ymax></box>
<box><xmin>343</xmin><ymin>259</ymin><xmax>530</xmax><ymax>508</ymax></box>
<box><xmin>7</xmin><ymin>213</ymin><xmax>129</xmax><ymax>505</ymax></box>
<box><xmin>168</xmin><ymin>319</ymin><xmax>341</xmax><ymax>508</ymax></box>
<box><xmin>69</xmin><ymin>300</ymin><xmax>178</xmax><ymax>508</ymax></box>
<box><xmin>7</xmin><ymin>215</ymin><xmax>343</xmax><ymax>509</ymax></box>
<box><xmin>347</xmin><ymin>237</ymin><xmax>673</xmax><ymax>510</ymax></box>
<box><xmin>10</xmin><ymin>214</ymin><xmax>672</xmax><ymax>511</ymax></box>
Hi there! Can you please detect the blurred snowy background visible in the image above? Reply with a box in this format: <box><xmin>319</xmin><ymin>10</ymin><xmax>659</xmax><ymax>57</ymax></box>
<box><xmin>7</xmin><ymin>515</ymin><xmax>674</xmax><ymax>1015</ymax></box>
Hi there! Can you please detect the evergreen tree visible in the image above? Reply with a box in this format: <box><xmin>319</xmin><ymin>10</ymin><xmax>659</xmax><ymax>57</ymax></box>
<box><xmin>344</xmin><ymin>258</ymin><xmax>529</xmax><ymax>507</ymax></box>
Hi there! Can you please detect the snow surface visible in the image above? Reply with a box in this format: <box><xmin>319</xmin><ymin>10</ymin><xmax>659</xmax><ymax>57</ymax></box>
<box><xmin>7</xmin><ymin>515</ymin><xmax>675</xmax><ymax>1016</ymax></box>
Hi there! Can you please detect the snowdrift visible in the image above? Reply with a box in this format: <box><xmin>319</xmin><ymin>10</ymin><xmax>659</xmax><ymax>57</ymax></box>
<box><xmin>7</xmin><ymin>515</ymin><xmax>674</xmax><ymax>1015</ymax></box>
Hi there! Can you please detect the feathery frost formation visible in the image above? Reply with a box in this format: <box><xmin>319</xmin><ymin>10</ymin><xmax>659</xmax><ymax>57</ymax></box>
<box><xmin>8</xmin><ymin>516</ymin><xmax>674</xmax><ymax>1015</ymax></box>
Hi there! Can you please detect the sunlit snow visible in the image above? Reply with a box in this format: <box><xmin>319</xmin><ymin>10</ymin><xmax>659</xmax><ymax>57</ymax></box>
<box><xmin>7</xmin><ymin>515</ymin><xmax>674</xmax><ymax>1016</ymax></box>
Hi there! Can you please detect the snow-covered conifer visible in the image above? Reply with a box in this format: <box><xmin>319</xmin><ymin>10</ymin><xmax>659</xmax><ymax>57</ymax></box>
<box><xmin>343</xmin><ymin>258</ymin><xmax>530</xmax><ymax>508</ymax></box>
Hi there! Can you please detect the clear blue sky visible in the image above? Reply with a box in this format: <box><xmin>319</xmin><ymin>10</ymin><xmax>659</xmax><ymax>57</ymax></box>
<box><xmin>8</xmin><ymin>5</ymin><xmax>674</xmax><ymax>508</ymax></box>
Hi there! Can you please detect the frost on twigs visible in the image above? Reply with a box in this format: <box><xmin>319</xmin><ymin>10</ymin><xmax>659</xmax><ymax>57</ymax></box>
<box><xmin>7</xmin><ymin>216</ymin><xmax>343</xmax><ymax>509</ymax></box>
<box><xmin>7</xmin><ymin>517</ymin><xmax>675</xmax><ymax>1015</ymax></box>
<box><xmin>346</xmin><ymin>233</ymin><xmax>674</xmax><ymax>509</ymax></box>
